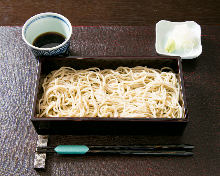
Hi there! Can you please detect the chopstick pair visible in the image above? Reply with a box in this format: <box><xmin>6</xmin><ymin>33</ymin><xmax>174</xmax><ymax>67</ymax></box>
<box><xmin>36</xmin><ymin>144</ymin><xmax>194</xmax><ymax>156</ymax></box>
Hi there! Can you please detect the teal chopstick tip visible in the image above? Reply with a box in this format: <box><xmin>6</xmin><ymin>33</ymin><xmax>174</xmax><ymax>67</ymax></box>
<box><xmin>55</xmin><ymin>145</ymin><xmax>89</xmax><ymax>154</ymax></box>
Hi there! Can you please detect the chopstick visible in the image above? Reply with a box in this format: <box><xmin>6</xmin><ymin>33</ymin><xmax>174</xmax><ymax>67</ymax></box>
<box><xmin>36</xmin><ymin>144</ymin><xmax>194</xmax><ymax>156</ymax></box>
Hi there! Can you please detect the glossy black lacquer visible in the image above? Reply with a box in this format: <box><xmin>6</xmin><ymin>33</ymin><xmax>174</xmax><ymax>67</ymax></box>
<box><xmin>31</xmin><ymin>56</ymin><xmax>188</xmax><ymax>135</ymax></box>
<box><xmin>36</xmin><ymin>144</ymin><xmax>194</xmax><ymax>156</ymax></box>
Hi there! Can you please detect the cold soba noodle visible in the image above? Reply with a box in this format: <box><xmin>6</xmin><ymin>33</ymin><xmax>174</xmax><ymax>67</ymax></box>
<box><xmin>38</xmin><ymin>66</ymin><xmax>183</xmax><ymax>118</ymax></box>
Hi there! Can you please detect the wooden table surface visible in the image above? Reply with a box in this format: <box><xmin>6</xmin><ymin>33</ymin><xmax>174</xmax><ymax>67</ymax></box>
<box><xmin>0</xmin><ymin>0</ymin><xmax>219</xmax><ymax>26</ymax></box>
<box><xmin>0</xmin><ymin>1</ymin><xmax>219</xmax><ymax>176</ymax></box>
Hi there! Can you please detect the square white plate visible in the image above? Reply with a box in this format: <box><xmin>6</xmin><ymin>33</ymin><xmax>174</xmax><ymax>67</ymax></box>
<box><xmin>155</xmin><ymin>20</ymin><xmax>202</xmax><ymax>59</ymax></box>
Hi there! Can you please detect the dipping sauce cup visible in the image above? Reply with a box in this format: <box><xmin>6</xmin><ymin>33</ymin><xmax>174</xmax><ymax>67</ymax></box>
<box><xmin>22</xmin><ymin>12</ymin><xmax>72</xmax><ymax>56</ymax></box>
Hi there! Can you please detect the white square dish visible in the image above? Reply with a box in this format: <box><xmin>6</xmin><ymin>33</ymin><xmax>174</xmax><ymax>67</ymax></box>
<box><xmin>155</xmin><ymin>20</ymin><xmax>202</xmax><ymax>59</ymax></box>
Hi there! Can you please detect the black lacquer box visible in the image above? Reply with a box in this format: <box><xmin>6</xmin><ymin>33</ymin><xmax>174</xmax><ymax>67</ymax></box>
<box><xmin>31</xmin><ymin>56</ymin><xmax>188</xmax><ymax>135</ymax></box>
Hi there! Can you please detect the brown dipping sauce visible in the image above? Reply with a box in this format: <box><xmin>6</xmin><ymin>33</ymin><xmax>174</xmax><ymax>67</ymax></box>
<box><xmin>33</xmin><ymin>32</ymin><xmax>66</xmax><ymax>48</ymax></box>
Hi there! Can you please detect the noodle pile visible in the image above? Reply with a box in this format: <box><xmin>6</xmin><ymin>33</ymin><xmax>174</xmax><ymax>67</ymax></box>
<box><xmin>38</xmin><ymin>66</ymin><xmax>183</xmax><ymax>118</ymax></box>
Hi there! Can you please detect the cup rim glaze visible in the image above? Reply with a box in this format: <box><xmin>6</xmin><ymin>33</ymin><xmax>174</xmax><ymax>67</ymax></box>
<box><xmin>22</xmin><ymin>12</ymin><xmax>72</xmax><ymax>51</ymax></box>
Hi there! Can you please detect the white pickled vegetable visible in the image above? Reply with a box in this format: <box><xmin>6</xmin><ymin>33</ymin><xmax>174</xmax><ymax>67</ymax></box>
<box><xmin>165</xmin><ymin>24</ymin><xmax>198</xmax><ymax>54</ymax></box>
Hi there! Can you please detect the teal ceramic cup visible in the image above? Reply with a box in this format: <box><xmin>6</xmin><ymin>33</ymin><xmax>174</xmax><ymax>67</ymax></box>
<box><xmin>22</xmin><ymin>12</ymin><xmax>72</xmax><ymax>56</ymax></box>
